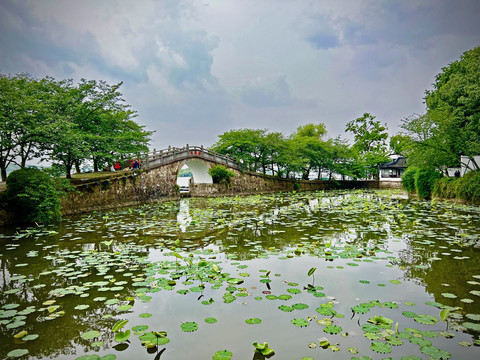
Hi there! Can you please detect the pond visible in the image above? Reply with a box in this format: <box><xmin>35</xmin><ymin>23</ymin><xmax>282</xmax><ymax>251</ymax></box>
<box><xmin>1</xmin><ymin>189</ymin><xmax>480</xmax><ymax>360</ymax></box>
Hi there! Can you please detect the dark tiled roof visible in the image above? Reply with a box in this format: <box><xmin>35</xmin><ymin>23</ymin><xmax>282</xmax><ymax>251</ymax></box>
<box><xmin>380</xmin><ymin>157</ymin><xmax>408</xmax><ymax>169</ymax></box>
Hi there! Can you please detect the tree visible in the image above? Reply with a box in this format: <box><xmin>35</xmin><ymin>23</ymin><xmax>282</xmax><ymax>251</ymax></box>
<box><xmin>211</xmin><ymin>129</ymin><xmax>268</xmax><ymax>172</ymax></box>
<box><xmin>346</xmin><ymin>113</ymin><xmax>389</xmax><ymax>178</ymax></box>
<box><xmin>0</xmin><ymin>74</ymin><xmax>56</xmax><ymax>181</ymax></box>
<box><xmin>44</xmin><ymin>78</ymin><xmax>152</xmax><ymax>177</ymax></box>
<box><xmin>288</xmin><ymin>124</ymin><xmax>330</xmax><ymax>179</ymax></box>
<box><xmin>389</xmin><ymin>134</ymin><xmax>413</xmax><ymax>156</ymax></box>
<box><xmin>423</xmin><ymin>46</ymin><xmax>480</xmax><ymax>171</ymax></box>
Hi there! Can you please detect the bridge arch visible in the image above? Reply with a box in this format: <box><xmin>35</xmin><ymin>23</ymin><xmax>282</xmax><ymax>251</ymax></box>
<box><xmin>176</xmin><ymin>159</ymin><xmax>212</xmax><ymax>184</ymax></box>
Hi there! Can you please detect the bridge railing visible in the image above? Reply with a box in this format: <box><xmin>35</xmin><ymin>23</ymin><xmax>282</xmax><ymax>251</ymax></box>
<box><xmin>145</xmin><ymin>145</ymin><xmax>240</xmax><ymax>169</ymax></box>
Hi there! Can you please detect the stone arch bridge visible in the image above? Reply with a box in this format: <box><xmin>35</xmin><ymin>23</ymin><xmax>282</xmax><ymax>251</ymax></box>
<box><xmin>145</xmin><ymin>145</ymin><xmax>239</xmax><ymax>184</ymax></box>
<box><xmin>61</xmin><ymin>145</ymin><xmax>379</xmax><ymax>215</ymax></box>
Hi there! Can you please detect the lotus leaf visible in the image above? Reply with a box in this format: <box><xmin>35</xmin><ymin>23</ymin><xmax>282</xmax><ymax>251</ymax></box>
<box><xmin>420</xmin><ymin>345</ymin><xmax>451</xmax><ymax>359</ymax></box>
<box><xmin>414</xmin><ymin>314</ymin><xmax>438</xmax><ymax>325</ymax></box>
<box><xmin>370</xmin><ymin>341</ymin><xmax>392</xmax><ymax>354</ymax></box>
<box><xmin>114</xmin><ymin>330</ymin><xmax>130</xmax><ymax>342</ymax></box>
<box><xmin>292</xmin><ymin>303</ymin><xmax>309</xmax><ymax>310</ymax></box>
<box><xmin>181</xmin><ymin>321</ymin><xmax>198</xmax><ymax>332</ymax></box>
<box><xmin>99</xmin><ymin>355</ymin><xmax>116</xmax><ymax>360</ymax></box>
<box><xmin>323</xmin><ymin>325</ymin><xmax>342</xmax><ymax>334</ymax></box>
<box><xmin>22</xmin><ymin>334</ymin><xmax>39</xmax><ymax>341</ymax></box>
<box><xmin>81</xmin><ymin>331</ymin><xmax>101</xmax><ymax>340</ymax></box>
<box><xmin>112</xmin><ymin>320</ymin><xmax>129</xmax><ymax>332</ymax></box>
<box><xmin>291</xmin><ymin>318</ymin><xmax>309</xmax><ymax>327</ymax></box>
<box><xmin>410</xmin><ymin>337</ymin><xmax>432</xmax><ymax>347</ymax></box>
<box><xmin>212</xmin><ymin>350</ymin><xmax>232</xmax><ymax>360</ymax></box>
<box><xmin>278</xmin><ymin>305</ymin><xmax>294</xmax><ymax>312</ymax></box>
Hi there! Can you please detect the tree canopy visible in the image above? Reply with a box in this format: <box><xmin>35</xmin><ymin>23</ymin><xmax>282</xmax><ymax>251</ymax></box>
<box><xmin>0</xmin><ymin>74</ymin><xmax>153</xmax><ymax>180</ymax></box>
<box><xmin>211</xmin><ymin>121</ymin><xmax>380</xmax><ymax>180</ymax></box>
<box><xmin>400</xmin><ymin>46</ymin><xmax>480</xmax><ymax>173</ymax></box>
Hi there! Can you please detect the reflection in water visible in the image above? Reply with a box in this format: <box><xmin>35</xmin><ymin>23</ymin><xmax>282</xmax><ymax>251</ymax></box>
<box><xmin>177</xmin><ymin>199</ymin><xmax>192</xmax><ymax>232</ymax></box>
<box><xmin>0</xmin><ymin>190</ymin><xmax>479</xmax><ymax>359</ymax></box>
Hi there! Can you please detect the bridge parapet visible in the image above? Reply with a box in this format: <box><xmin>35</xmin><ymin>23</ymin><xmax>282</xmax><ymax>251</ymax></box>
<box><xmin>146</xmin><ymin>145</ymin><xmax>239</xmax><ymax>169</ymax></box>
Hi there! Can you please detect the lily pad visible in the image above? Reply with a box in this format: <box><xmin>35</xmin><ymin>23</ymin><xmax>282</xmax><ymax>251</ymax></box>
<box><xmin>7</xmin><ymin>349</ymin><xmax>29</xmax><ymax>358</ymax></box>
<box><xmin>414</xmin><ymin>314</ymin><xmax>439</xmax><ymax>325</ymax></box>
<box><xmin>291</xmin><ymin>318</ymin><xmax>309</xmax><ymax>327</ymax></box>
<box><xmin>245</xmin><ymin>318</ymin><xmax>262</xmax><ymax>325</ymax></box>
<box><xmin>212</xmin><ymin>350</ymin><xmax>232</xmax><ymax>360</ymax></box>
<box><xmin>81</xmin><ymin>331</ymin><xmax>101</xmax><ymax>340</ymax></box>
<box><xmin>323</xmin><ymin>325</ymin><xmax>342</xmax><ymax>334</ymax></box>
<box><xmin>181</xmin><ymin>321</ymin><xmax>198</xmax><ymax>332</ymax></box>
<box><xmin>370</xmin><ymin>341</ymin><xmax>392</xmax><ymax>354</ymax></box>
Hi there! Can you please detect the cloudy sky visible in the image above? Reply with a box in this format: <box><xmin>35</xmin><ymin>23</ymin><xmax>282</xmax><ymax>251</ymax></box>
<box><xmin>1</xmin><ymin>0</ymin><xmax>479</xmax><ymax>150</ymax></box>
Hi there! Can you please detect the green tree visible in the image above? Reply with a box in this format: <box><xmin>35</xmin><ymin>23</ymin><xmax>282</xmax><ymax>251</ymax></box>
<box><xmin>389</xmin><ymin>133</ymin><xmax>413</xmax><ymax>156</ymax></box>
<box><xmin>208</xmin><ymin>164</ymin><xmax>235</xmax><ymax>185</ymax></box>
<box><xmin>0</xmin><ymin>74</ymin><xmax>57</xmax><ymax>181</ymax></box>
<box><xmin>289</xmin><ymin>124</ymin><xmax>329</xmax><ymax>179</ymax></box>
<box><xmin>421</xmin><ymin>46</ymin><xmax>480</xmax><ymax>171</ymax></box>
<box><xmin>346</xmin><ymin>113</ymin><xmax>389</xmax><ymax>178</ymax></box>
<box><xmin>211</xmin><ymin>129</ymin><xmax>267</xmax><ymax>172</ymax></box>
<box><xmin>4</xmin><ymin>168</ymin><xmax>70</xmax><ymax>223</ymax></box>
<box><xmin>44</xmin><ymin>78</ymin><xmax>151</xmax><ymax>177</ymax></box>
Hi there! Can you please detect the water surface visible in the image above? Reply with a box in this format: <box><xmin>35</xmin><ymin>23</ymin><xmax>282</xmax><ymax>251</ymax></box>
<box><xmin>1</xmin><ymin>190</ymin><xmax>479</xmax><ymax>359</ymax></box>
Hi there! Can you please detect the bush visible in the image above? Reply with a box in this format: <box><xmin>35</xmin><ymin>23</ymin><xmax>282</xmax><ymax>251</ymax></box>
<box><xmin>401</xmin><ymin>167</ymin><xmax>418</xmax><ymax>192</ymax></box>
<box><xmin>208</xmin><ymin>165</ymin><xmax>235</xmax><ymax>185</ymax></box>
<box><xmin>456</xmin><ymin>170</ymin><xmax>480</xmax><ymax>204</ymax></box>
<box><xmin>433</xmin><ymin>177</ymin><xmax>459</xmax><ymax>199</ymax></box>
<box><xmin>414</xmin><ymin>169</ymin><xmax>442</xmax><ymax>199</ymax></box>
<box><xmin>5</xmin><ymin>168</ymin><xmax>68</xmax><ymax>224</ymax></box>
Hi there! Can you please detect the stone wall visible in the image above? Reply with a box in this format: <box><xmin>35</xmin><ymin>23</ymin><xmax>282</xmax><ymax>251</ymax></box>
<box><xmin>61</xmin><ymin>164</ymin><xmax>182</xmax><ymax>215</ymax></box>
<box><xmin>190</xmin><ymin>168</ymin><xmax>379</xmax><ymax>197</ymax></box>
<box><xmin>61</xmin><ymin>162</ymin><xmax>379</xmax><ymax>215</ymax></box>
<box><xmin>379</xmin><ymin>180</ymin><xmax>404</xmax><ymax>189</ymax></box>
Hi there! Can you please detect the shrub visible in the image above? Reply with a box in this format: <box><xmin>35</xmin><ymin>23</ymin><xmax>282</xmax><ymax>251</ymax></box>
<box><xmin>433</xmin><ymin>177</ymin><xmax>459</xmax><ymax>199</ymax></box>
<box><xmin>414</xmin><ymin>169</ymin><xmax>442</xmax><ymax>199</ymax></box>
<box><xmin>5</xmin><ymin>168</ymin><xmax>68</xmax><ymax>224</ymax></box>
<box><xmin>401</xmin><ymin>167</ymin><xmax>418</xmax><ymax>192</ymax></box>
<box><xmin>208</xmin><ymin>165</ymin><xmax>235</xmax><ymax>185</ymax></box>
<box><xmin>457</xmin><ymin>170</ymin><xmax>480</xmax><ymax>204</ymax></box>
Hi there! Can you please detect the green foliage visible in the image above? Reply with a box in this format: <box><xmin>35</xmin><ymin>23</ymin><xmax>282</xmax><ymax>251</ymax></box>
<box><xmin>0</xmin><ymin>73</ymin><xmax>152</xmax><ymax>179</ymax></box>
<box><xmin>211</xmin><ymin>125</ymin><xmax>362</xmax><ymax>181</ymax></box>
<box><xmin>4</xmin><ymin>168</ymin><xmax>69</xmax><ymax>224</ymax></box>
<box><xmin>404</xmin><ymin>46</ymin><xmax>480</xmax><ymax>173</ymax></box>
<box><xmin>432</xmin><ymin>177</ymin><xmax>459</xmax><ymax>199</ymax></box>
<box><xmin>178</xmin><ymin>167</ymin><xmax>193</xmax><ymax>177</ymax></box>
<box><xmin>414</xmin><ymin>169</ymin><xmax>442</xmax><ymax>199</ymax></box>
<box><xmin>389</xmin><ymin>134</ymin><xmax>413</xmax><ymax>156</ymax></box>
<box><xmin>346</xmin><ymin>113</ymin><xmax>389</xmax><ymax>177</ymax></box>
<box><xmin>252</xmin><ymin>342</ymin><xmax>275</xmax><ymax>357</ymax></box>
<box><xmin>208</xmin><ymin>165</ymin><xmax>235</xmax><ymax>185</ymax></box>
<box><xmin>401</xmin><ymin>167</ymin><xmax>418</xmax><ymax>192</ymax></box>
<box><xmin>456</xmin><ymin>171</ymin><xmax>480</xmax><ymax>203</ymax></box>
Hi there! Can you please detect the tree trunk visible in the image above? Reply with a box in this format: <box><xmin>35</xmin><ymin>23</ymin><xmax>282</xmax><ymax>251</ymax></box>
<box><xmin>1</xmin><ymin>166</ymin><xmax>7</xmax><ymax>182</ymax></box>
<box><xmin>65</xmin><ymin>163</ymin><xmax>72</xmax><ymax>179</ymax></box>
<box><xmin>75</xmin><ymin>160</ymin><xmax>81</xmax><ymax>174</ymax></box>
<box><xmin>93</xmin><ymin>157</ymin><xmax>99</xmax><ymax>172</ymax></box>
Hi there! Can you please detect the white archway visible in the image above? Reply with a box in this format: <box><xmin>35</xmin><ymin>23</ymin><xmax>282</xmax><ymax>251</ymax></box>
<box><xmin>184</xmin><ymin>159</ymin><xmax>212</xmax><ymax>184</ymax></box>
